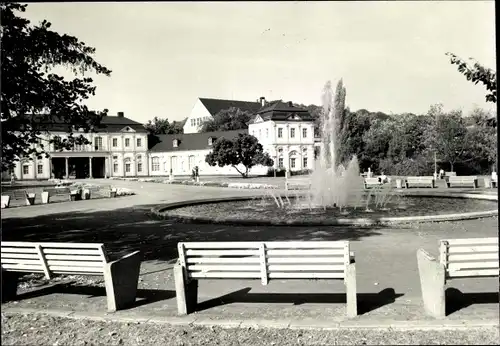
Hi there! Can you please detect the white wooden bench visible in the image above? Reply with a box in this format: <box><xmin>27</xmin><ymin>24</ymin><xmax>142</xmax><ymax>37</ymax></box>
<box><xmin>174</xmin><ymin>241</ymin><xmax>357</xmax><ymax>317</ymax></box>
<box><xmin>285</xmin><ymin>178</ymin><xmax>311</xmax><ymax>191</ymax></box>
<box><xmin>1</xmin><ymin>242</ymin><xmax>142</xmax><ymax>312</ymax></box>
<box><xmin>1</xmin><ymin>189</ymin><xmax>35</xmax><ymax>208</ymax></box>
<box><xmin>363</xmin><ymin>177</ymin><xmax>382</xmax><ymax>189</ymax></box>
<box><xmin>417</xmin><ymin>237</ymin><xmax>499</xmax><ymax>318</ymax></box>
<box><xmin>404</xmin><ymin>176</ymin><xmax>435</xmax><ymax>189</ymax></box>
<box><xmin>446</xmin><ymin>176</ymin><xmax>478</xmax><ymax>189</ymax></box>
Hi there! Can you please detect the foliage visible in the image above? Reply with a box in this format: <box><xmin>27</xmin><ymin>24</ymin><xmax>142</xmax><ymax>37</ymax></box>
<box><xmin>205</xmin><ymin>133</ymin><xmax>274</xmax><ymax>178</ymax></box>
<box><xmin>144</xmin><ymin>116</ymin><xmax>185</xmax><ymax>135</ymax></box>
<box><xmin>422</xmin><ymin>104</ymin><xmax>470</xmax><ymax>172</ymax></box>
<box><xmin>200</xmin><ymin>107</ymin><xmax>253</xmax><ymax>132</ymax></box>
<box><xmin>446</xmin><ymin>52</ymin><xmax>496</xmax><ymax>103</ymax></box>
<box><xmin>1</xmin><ymin>3</ymin><xmax>111</xmax><ymax>171</ymax></box>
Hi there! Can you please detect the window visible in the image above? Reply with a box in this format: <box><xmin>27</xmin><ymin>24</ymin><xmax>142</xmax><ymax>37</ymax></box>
<box><xmin>303</xmin><ymin>157</ymin><xmax>308</xmax><ymax>168</ymax></box>
<box><xmin>113</xmin><ymin>163</ymin><xmax>118</xmax><ymax>173</ymax></box>
<box><xmin>188</xmin><ymin>155</ymin><xmax>195</xmax><ymax>171</ymax></box>
<box><xmin>136</xmin><ymin>138</ymin><xmax>142</xmax><ymax>147</ymax></box>
<box><xmin>278</xmin><ymin>128</ymin><xmax>283</xmax><ymax>138</ymax></box>
<box><xmin>208</xmin><ymin>137</ymin><xmax>213</xmax><ymax>146</ymax></box>
<box><xmin>290</xmin><ymin>128</ymin><xmax>295</xmax><ymax>138</ymax></box>
<box><xmin>278</xmin><ymin>158</ymin><xmax>284</xmax><ymax>168</ymax></box>
<box><xmin>94</xmin><ymin>136</ymin><xmax>103</xmax><ymax>150</ymax></box>
<box><xmin>196</xmin><ymin>118</ymin><xmax>201</xmax><ymax>126</ymax></box>
<box><xmin>291</xmin><ymin>158</ymin><xmax>296</xmax><ymax>168</ymax></box>
<box><xmin>125</xmin><ymin>138</ymin><xmax>130</xmax><ymax>147</ymax></box>
<box><xmin>266</xmin><ymin>129</ymin><xmax>269</xmax><ymax>138</ymax></box>
<box><xmin>112</xmin><ymin>138</ymin><xmax>118</xmax><ymax>147</ymax></box>
<box><xmin>278</xmin><ymin>148</ymin><xmax>283</xmax><ymax>154</ymax></box>
<box><xmin>125</xmin><ymin>163</ymin><xmax>131</xmax><ymax>173</ymax></box>
<box><xmin>191</xmin><ymin>119</ymin><xmax>195</xmax><ymax>126</ymax></box>
<box><xmin>113</xmin><ymin>155</ymin><xmax>118</xmax><ymax>160</ymax></box>
<box><xmin>173</xmin><ymin>139</ymin><xmax>178</xmax><ymax>148</ymax></box>
<box><xmin>37</xmin><ymin>164</ymin><xmax>43</xmax><ymax>174</ymax></box>
<box><xmin>302</xmin><ymin>128</ymin><xmax>307</xmax><ymax>138</ymax></box>
<box><xmin>22</xmin><ymin>165</ymin><xmax>29</xmax><ymax>175</ymax></box>
<box><xmin>152</xmin><ymin>157</ymin><xmax>160</xmax><ymax>171</ymax></box>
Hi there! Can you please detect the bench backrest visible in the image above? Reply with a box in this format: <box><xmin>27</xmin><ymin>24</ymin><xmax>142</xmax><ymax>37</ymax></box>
<box><xmin>364</xmin><ymin>178</ymin><xmax>381</xmax><ymax>185</ymax></box>
<box><xmin>44</xmin><ymin>187</ymin><xmax>72</xmax><ymax>196</ymax></box>
<box><xmin>406</xmin><ymin>176</ymin><xmax>434</xmax><ymax>181</ymax></box>
<box><xmin>448</xmin><ymin>176</ymin><xmax>477</xmax><ymax>182</ymax></box>
<box><xmin>439</xmin><ymin>237</ymin><xmax>499</xmax><ymax>280</ymax></box>
<box><xmin>2</xmin><ymin>189</ymin><xmax>27</xmax><ymax>200</ymax></box>
<box><xmin>178</xmin><ymin>241</ymin><xmax>351</xmax><ymax>285</ymax></box>
<box><xmin>1</xmin><ymin>241</ymin><xmax>109</xmax><ymax>277</ymax></box>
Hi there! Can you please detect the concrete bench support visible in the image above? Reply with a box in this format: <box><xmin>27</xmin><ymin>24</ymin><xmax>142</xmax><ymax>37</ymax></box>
<box><xmin>174</xmin><ymin>261</ymin><xmax>199</xmax><ymax>315</ymax></box>
<box><xmin>416</xmin><ymin>248</ymin><xmax>445</xmax><ymax>318</ymax></box>
<box><xmin>345</xmin><ymin>261</ymin><xmax>358</xmax><ymax>318</ymax></box>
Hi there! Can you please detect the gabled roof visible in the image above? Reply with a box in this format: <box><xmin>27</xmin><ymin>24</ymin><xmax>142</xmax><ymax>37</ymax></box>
<box><xmin>199</xmin><ymin>98</ymin><xmax>263</xmax><ymax>116</ymax></box>
<box><xmin>248</xmin><ymin>101</ymin><xmax>314</xmax><ymax>124</ymax></box>
<box><xmin>13</xmin><ymin>114</ymin><xmax>147</xmax><ymax>133</ymax></box>
<box><xmin>149</xmin><ymin>129</ymin><xmax>247</xmax><ymax>152</ymax></box>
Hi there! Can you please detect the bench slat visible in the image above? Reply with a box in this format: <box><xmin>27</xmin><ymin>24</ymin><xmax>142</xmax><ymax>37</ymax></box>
<box><xmin>269</xmin><ymin>272</ymin><xmax>345</xmax><ymax>279</ymax></box>
<box><xmin>447</xmin><ymin>245</ymin><xmax>498</xmax><ymax>254</ymax></box>
<box><xmin>42</xmin><ymin>249</ymin><xmax>103</xmax><ymax>255</ymax></box>
<box><xmin>189</xmin><ymin>272</ymin><xmax>262</xmax><ymax>279</ymax></box>
<box><xmin>44</xmin><ymin>254</ymin><xmax>105</xmax><ymax>261</ymax></box>
<box><xmin>267</xmin><ymin>249</ymin><xmax>345</xmax><ymax>256</ymax></box>
<box><xmin>1</xmin><ymin>253</ymin><xmax>40</xmax><ymax>259</ymax></box>
<box><xmin>187</xmin><ymin>265</ymin><xmax>259</xmax><ymax>271</ymax></box>
<box><xmin>1</xmin><ymin>258</ymin><xmax>41</xmax><ymax>265</ymax></box>
<box><xmin>186</xmin><ymin>257</ymin><xmax>260</xmax><ymax>264</ymax></box>
<box><xmin>46</xmin><ymin>260</ymin><xmax>105</xmax><ymax>267</ymax></box>
<box><xmin>448</xmin><ymin>262</ymin><xmax>499</xmax><ymax>271</ymax></box>
<box><xmin>2</xmin><ymin>264</ymin><xmax>44</xmax><ymax>271</ymax></box>
<box><xmin>268</xmin><ymin>264</ymin><xmax>345</xmax><ymax>271</ymax></box>
<box><xmin>448</xmin><ymin>253</ymin><xmax>498</xmax><ymax>262</ymax></box>
<box><xmin>267</xmin><ymin>256</ymin><xmax>346</xmax><ymax>264</ymax></box>
<box><xmin>49</xmin><ymin>266</ymin><xmax>105</xmax><ymax>273</ymax></box>
<box><xmin>182</xmin><ymin>241</ymin><xmax>347</xmax><ymax>249</ymax></box>
<box><xmin>2</xmin><ymin>242</ymin><xmax>105</xmax><ymax>249</ymax></box>
<box><xmin>447</xmin><ymin>269</ymin><xmax>499</xmax><ymax>278</ymax></box>
<box><xmin>185</xmin><ymin>250</ymin><xmax>259</xmax><ymax>256</ymax></box>
<box><xmin>1</xmin><ymin>247</ymin><xmax>38</xmax><ymax>254</ymax></box>
<box><xmin>444</xmin><ymin>238</ymin><xmax>498</xmax><ymax>245</ymax></box>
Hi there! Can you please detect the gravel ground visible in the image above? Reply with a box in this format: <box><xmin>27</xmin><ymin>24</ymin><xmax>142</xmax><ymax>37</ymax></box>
<box><xmin>2</xmin><ymin>313</ymin><xmax>498</xmax><ymax>346</ymax></box>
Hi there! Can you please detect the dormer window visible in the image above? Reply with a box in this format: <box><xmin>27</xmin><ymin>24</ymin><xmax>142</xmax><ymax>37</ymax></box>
<box><xmin>173</xmin><ymin>139</ymin><xmax>179</xmax><ymax>148</ymax></box>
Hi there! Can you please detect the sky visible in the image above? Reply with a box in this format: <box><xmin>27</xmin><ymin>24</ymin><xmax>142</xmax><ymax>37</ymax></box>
<box><xmin>22</xmin><ymin>1</ymin><xmax>496</xmax><ymax>124</ymax></box>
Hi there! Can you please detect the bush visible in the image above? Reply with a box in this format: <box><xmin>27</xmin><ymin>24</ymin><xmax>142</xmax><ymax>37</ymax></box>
<box><xmin>379</xmin><ymin>156</ymin><xmax>434</xmax><ymax>176</ymax></box>
<box><xmin>267</xmin><ymin>167</ymin><xmax>286</xmax><ymax>177</ymax></box>
<box><xmin>291</xmin><ymin>169</ymin><xmax>312</xmax><ymax>176</ymax></box>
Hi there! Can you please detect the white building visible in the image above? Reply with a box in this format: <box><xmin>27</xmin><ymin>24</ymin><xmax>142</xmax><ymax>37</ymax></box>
<box><xmin>7</xmin><ymin>112</ymin><xmax>149</xmax><ymax>180</ymax></box>
<box><xmin>149</xmin><ymin>99</ymin><xmax>316</xmax><ymax>176</ymax></box>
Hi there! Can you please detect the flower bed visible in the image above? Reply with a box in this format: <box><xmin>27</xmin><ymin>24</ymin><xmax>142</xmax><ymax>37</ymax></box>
<box><xmin>108</xmin><ymin>177</ymin><xmax>278</xmax><ymax>189</ymax></box>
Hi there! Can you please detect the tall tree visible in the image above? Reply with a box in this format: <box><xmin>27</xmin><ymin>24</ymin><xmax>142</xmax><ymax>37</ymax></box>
<box><xmin>1</xmin><ymin>3</ymin><xmax>112</xmax><ymax>171</ymax></box>
<box><xmin>205</xmin><ymin>133</ymin><xmax>273</xmax><ymax>178</ymax></box>
<box><xmin>446</xmin><ymin>52</ymin><xmax>497</xmax><ymax>103</ymax></box>
<box><xmin>200</xmin><ymin>107</ymin><xmax>253</xmax><ymax>132</ymax></box>
<box><xmin>423</xmin><ymin>104</ymin><xmax>470</xmax><ymax>172</ymax></box>
<box><xmin>145</xmin><ymin>116</ymin><xmax>184</xmax><ymax>135</ymax></box>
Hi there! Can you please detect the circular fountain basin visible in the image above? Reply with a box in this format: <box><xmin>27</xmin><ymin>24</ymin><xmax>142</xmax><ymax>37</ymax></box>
<box><xmin>153</xmin><ymin>191</ymin><xmax>498</xmax><ymax>226</ymax></box>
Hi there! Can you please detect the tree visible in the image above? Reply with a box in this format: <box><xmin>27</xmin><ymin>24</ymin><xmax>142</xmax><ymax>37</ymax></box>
<box><xmin>423</xmin><ymin>105</ymin><xmax>470</xmax><ymax>172</ymax></box>
<box><xmin>1</xmin><ymin>3</ymin><xmax>111</xmax><ymax>171</ymax></box>
<box><xmin>199</xmin><ymin>107</ymin><xmax>253</xmax><ymax>132</ymax></box>
<box><xmin>446</xmin><ymin>52</ymin><xmax>496</xmax><ymax>103</ymax></box>
<box><xmin>145</xmin><ymin>116</ymin><xmax>184</xmax><ymax>135</ymax></box>
<box><xmin>205</xmin><ymin>133</ymin><xmax>273</xmax><ymax>178</ymax></box>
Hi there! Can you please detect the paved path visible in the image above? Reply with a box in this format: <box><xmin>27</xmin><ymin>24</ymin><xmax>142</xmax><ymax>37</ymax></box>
<box><xmin>1</xmin><ymin>179</ymin><xmax>498</xmax><ymax>323</ymax></box>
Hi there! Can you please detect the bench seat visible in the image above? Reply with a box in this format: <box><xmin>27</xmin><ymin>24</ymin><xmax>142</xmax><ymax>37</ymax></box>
<box><xmin>174</xmin><ymin>241</ymin><xmax>357</xmax><ymax>317</ymax></box>
<box><xmin>417</xmin><ymin>237</ymin><xmax>499</xmax><ymax>318</ymax></box>
<box><xmin>285</xmin><ymin>179</ymin><xmax>311</xmax><ymax>191</ymax></box>
<box><xmin>446</xmin><ymin>176</ymin><xmax>478</xmax><ymax>189</ymax></box>
<box><xmin>1</xmin><ymin>189</ymin><xmax>35</xmax><ymax>208</ymax></box>
<box><xmin>405</xmin><ymin>176</ymin><xmax>435</xmax><ymax>188</ymax></box>
<box><xmin>1</xmin><ymin>241</ymin><xmax>141</xmax><ymax>312</ymax></box>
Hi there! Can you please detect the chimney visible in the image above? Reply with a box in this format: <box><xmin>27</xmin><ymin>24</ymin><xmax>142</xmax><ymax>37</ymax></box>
<box><xmin>259</xmin><ymin>97</ymin><xmax>266</xmax><ymax>107</ymax></box>
<box><xmin>288</xmin><ymin>101</ymin><xmax>293</xmax><ymax>107</ymax></box>
<box><xmin>117</xmin><ymin>112</ymin><xmax>124</xmax><ymax>117</ymax></box>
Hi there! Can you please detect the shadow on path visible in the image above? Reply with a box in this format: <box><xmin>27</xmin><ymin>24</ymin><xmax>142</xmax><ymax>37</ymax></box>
<box><xmin>445</xmin><ymin>288</ymin><xmax>499</xmax><ymax>316</ymax></box>
<box><xmin>2</xmin><ymin>205</ymin><xmax>386</xmax><ymax>263</ymax></box>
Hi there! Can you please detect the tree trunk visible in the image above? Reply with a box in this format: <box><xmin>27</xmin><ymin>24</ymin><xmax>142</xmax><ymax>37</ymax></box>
<box><xmin>450</xmin><ymin>162</ymin><xmax>454</xmax><ymax>172</ymax></box>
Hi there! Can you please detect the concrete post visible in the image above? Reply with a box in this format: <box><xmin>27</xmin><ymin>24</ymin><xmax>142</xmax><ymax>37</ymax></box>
<box><xmin>89</xmin><ymin>156</ymin><xmax>93</xmax><ymax>178</ymax></box>
<box><xmin>416</xmin><ymin>248</ymin><xmax>446</xmax><ymax>318</ymax></box>
<box><xmin>49</xmin><ymin>157</ymin><xmax>53</xmax><ymax>179</ymax></box>
<box><xmin>65</xmin><ymin>157</ymin><xmax>69</xmax><ymax>179</ymax></box>
<box><xmin>174</xmin><ymin>261</ymin><xmax>198</xmax><ymax>315</ymax></box>
<box><xmin>345</xmin><ymin>262</ymin><xmax>358</xmax><ymax>318</ymax></box>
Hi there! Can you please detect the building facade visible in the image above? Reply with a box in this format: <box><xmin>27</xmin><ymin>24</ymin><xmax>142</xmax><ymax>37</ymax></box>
<box><xmin>8</xmin><ymin>112</ymin><xmax>149</xmax><ymax>180</ymax></box>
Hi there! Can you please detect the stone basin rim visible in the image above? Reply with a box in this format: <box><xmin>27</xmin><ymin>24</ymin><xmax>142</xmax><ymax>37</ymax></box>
<box><xmin>151</xmin><ymin>191</ymin><xmax>498</xmax><ymax>226</ymax></box>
